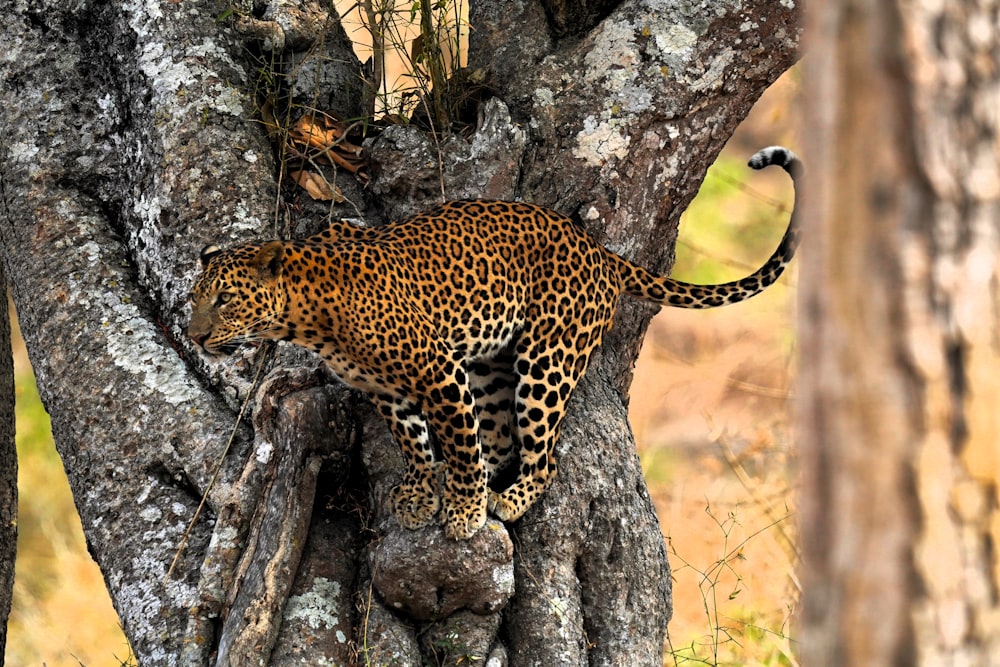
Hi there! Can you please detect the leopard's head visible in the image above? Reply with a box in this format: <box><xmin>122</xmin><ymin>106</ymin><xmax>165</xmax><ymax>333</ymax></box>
<box><xmin>187</xmin><ymin>241</ymin><xmax>288</xmax><ymax>355</ymax></box>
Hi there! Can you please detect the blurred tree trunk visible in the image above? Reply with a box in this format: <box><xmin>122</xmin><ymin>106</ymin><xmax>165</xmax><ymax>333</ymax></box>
<box><xmin>798</xmin><ymin>0</ymin><xmax>1000</xmax><ymax>664</ymax></box>
<box><xmin>0</xmin><ymin>266</ymin><xmax>15</xmax><ymax>657</ymax></box>
<box><xmin>0</xmin><ymin>0</ymin><xmax>798</xmax><ymax>664</ymax></box>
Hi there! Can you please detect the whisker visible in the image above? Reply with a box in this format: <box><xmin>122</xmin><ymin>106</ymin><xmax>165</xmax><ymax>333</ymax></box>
<box><xmin>229</xmin><ymin>325</ymin><xmax>283</xmax><ymax>345</ymax></box>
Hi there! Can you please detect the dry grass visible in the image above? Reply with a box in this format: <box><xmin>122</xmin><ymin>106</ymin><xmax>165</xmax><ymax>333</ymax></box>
<box><xmin>635</xmin><ymin>287</ymin><xmax>798</xmax><ymax>666</ymax></box>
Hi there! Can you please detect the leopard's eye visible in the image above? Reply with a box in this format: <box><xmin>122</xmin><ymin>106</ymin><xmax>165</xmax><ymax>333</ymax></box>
<box><xmin>217</xmin><ymin>292</ymin><xmax>234</xmax><ymax>306</ymax></box>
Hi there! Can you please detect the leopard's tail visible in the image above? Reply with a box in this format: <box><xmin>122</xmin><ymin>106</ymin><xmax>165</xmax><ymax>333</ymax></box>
<box><xmin>616</xmin><ymin>146</ymin><xmax>802</xmax><ymax>309</ymax></box>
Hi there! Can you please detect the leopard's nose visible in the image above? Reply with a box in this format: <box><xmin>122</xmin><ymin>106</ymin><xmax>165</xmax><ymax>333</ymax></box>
<box><xmin>189</xmin><ymin>331</ymin><xmax>209</xmax><ymax>349</ymax></box>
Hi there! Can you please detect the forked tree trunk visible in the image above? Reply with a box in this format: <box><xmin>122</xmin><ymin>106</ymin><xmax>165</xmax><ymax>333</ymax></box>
<box><xmin>798</xmin><ymin>0</ymin><xmax>1000</xmax><ymax>664</ymax></box>
<box><xmin>0</xmin><ymin>0</ymin><xmax>799</xmax><ymax>664</ymax></box>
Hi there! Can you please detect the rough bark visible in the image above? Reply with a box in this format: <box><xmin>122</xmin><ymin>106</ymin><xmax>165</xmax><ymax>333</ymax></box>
<box><xmin>798</xmin><ymin>0</ymin><xmax>1000</xmax><ymax>665</ymax></box>
<box><xmin>0</xmin><ymin>0</ymin><xmax>799</xmax><ymax>664</ymax></box>
<box><xmin>0</xmin><ymin>265</ymin><xmax>15</xmax><ymax>657</ymax></box>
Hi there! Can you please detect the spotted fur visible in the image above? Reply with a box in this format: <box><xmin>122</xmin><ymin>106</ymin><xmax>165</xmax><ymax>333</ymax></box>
<box><xmin>188</xmin><ymin>146</ymin><xmax>801</xmax><ymax>539</ymax></box>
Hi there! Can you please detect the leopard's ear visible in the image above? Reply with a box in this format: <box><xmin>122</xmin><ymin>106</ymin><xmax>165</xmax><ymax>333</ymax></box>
<box><xmin>200</xmin><ymin>245</ymin><xmax>222</xmax><ymax>266</ymax></box>
<box><xmin>251</xmin><ymin>241</ymin><xmax>285</xmax><ymax>280</ymax></box>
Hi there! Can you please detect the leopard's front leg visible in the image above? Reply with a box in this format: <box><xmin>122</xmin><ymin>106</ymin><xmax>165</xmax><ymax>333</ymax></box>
<box><xmin>419</xmin><ymin>360</ymin><xmax>488</xmax><ymax>540</ymax></box>
<box><xmin>374</xmin><ymin>395</ymin><xmax>442</xmax><ymax>529</ymax></box>
<box><xmin>369</xmin><ymin>335</ymin><xmax>488</xmax><ymax>539</ymax></box>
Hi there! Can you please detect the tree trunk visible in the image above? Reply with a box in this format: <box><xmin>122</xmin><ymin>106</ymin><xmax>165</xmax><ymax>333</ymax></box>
<box><xmin>798</xmin><ymin>0</ymin><xmax>1000</xmax><ymax>664</ymax></box>
<box><xmin>0</xmin><ymin>266</ymin><xmax>15</xmax><ymax>657</ymax></box>
<box><xmin>0</xmin><ymin>0</ymin><xmax>799</xmax><ymax>664</ymax></box>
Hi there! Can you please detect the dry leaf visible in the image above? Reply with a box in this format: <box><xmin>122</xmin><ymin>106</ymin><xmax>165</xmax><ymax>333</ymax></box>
<box><xmin>259</xmin><ymin>100</ymin><xmax>282</xmax><ymax>140</ymax></box>
<box><xmin>290</xmin><ymin>170</ymin><xmax>344</xmax><ymax>202</ymax></box>
<box><xmin>289</xmin><ymin>115</ymin><xmax>338</xmax><ymax>150</ymax></box>
<box><xmin>287</xmin><ymin>114</ymin><xmax>365</xmax><ymax>173</ymax></box>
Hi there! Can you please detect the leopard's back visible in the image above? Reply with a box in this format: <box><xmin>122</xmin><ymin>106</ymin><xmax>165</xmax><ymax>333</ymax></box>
<box><xmin>350</xmin><ymin>199</ymin><xmax>619</xmax><ymax>361</ymax></box>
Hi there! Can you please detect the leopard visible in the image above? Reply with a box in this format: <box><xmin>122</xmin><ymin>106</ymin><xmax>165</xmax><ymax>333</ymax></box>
<box><xmin>187</xmin><ymin>146</ymin><xmax>802</xmax><ymax>540</ymax></box>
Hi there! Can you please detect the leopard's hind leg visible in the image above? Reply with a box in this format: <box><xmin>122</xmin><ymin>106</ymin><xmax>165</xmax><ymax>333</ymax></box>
<box><xmin>488</xmin><ymin>311</ymin><xmax>612</xmax><ymax>523</ymax></box>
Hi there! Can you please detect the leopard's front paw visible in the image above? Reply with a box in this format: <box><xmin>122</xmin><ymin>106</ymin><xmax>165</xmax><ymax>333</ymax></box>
<box><xmin>391</xmin><ymin>482</ymin><xmax>440</xmax><ymax>529</ymax></box>
<box><xmin>442</xmin><ymin>496</ymin><xmax>487</xmax><ymax>540</ymax></box>
<box><xmin>441</xmin><ymin>475</ymin><xmax>487</xmax><ymax>540</ymax></box>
